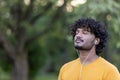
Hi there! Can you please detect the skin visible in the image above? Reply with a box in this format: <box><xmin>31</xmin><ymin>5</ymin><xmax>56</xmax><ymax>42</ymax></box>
<box><xmin>74</xmin><ymin>28</ymin><xmax>100</xmax><ymax>65</ymax></box>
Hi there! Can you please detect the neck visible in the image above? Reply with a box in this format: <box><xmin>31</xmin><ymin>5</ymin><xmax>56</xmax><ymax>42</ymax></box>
<box><xmin>78</xmin><ymin>47</ymin><xmax>98</xmax><ymax>65</ymax></box>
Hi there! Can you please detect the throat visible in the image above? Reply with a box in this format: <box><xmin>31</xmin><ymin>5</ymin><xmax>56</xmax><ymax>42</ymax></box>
<box><xmin>79</xmin><ymin>53</ymin><xmax>98</xmax><ymax>65</ymax></box>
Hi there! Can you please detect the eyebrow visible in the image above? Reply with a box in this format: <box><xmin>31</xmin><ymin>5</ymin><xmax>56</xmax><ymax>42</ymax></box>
<box><xmin>77</xmin><ymin>27</ymin><xmax>91</xmax><ymax>32</ymax></box>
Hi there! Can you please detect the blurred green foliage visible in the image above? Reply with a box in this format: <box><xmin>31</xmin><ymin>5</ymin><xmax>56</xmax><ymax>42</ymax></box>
<box><xmin>0</xmin><ymin>0</ymin><xmax>120</xmax><ymax>80</ymax></box>
<box><xmin>0</xmin><ymin>67</ymin><xmax>10</xmax><ymax>80</ymax></box>
<box><xmin>34</xmin><ymin>74</ymin><xmax>57</xmax><ymax>80</ymax></box>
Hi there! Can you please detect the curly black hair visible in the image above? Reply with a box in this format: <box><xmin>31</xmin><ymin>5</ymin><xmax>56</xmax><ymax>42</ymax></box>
<box><xmin>71</xmin><ymin>18</ymin><xmax>108</xmax><ymax>55</ymax></box>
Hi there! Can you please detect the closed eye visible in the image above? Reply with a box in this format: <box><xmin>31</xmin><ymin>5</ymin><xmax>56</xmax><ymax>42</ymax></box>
<box><xmin>76</xmin><ymin>30</ymin><xmax>79</xmax><ymax>34</ymax></box>
<box><xmin>83</xmin><ymin>30</ymin><xmax>89</xmax><ymax>34</ymax></box>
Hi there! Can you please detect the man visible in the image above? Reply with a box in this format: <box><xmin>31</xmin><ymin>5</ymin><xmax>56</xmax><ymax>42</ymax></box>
<box><xmin>58</xmin><ymin>18</ymin><xmax>120</xmax><ymax>80</ymax></box>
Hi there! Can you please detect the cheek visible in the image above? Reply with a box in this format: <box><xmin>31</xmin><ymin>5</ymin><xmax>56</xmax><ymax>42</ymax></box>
<box><xmin>84</xmin><ymin>36</ymin><xmax>95</xmax><ymax>43</ymax></box>
<box><xmin>74</xmin><ymin>36</ymin><xmax>77</xmax><ymax>40</ymax></box>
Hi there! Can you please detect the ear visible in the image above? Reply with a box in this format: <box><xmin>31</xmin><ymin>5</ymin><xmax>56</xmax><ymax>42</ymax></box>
<box><xmin>94</xmin><ymin>38</ymin><xmax>100</xmax><ymax>45</ymax></box>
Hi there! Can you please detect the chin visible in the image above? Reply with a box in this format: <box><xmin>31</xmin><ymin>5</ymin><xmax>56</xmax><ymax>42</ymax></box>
<box><xmin>74</xmin><ymin>45</ymin><xmax>92</xmax><ymax>51</ymax></box>
<box><xmin>74</xmin><ymin>45</ymin><xmax>83</xmax><ymax>50</ymax></box>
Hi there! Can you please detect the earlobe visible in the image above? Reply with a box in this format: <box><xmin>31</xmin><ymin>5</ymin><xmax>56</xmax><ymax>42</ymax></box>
<box><xmin>95</xmin><ymin>38</ymin><xmax>100</xmax><ymax>45</ymax></box>
<box><xmin>95</xmin><ymin>40</ymin><xmax>98</xmax><ymax>44</ymax></box>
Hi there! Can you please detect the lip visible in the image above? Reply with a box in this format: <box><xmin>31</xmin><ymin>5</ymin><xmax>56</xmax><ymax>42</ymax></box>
<box><xmin>75</xmin><ymin>39</ymin><xmax>83</xmax><ymax>42</ymax></box>
<box><xmin>75</xmin><ymin>41</ymin><xmax>82</xmax><ymax>43</ymax></box>
<box><xmin>75</xmin><ymin>40</ymin><xmax>82</xmax><ymax>44</ymax></box>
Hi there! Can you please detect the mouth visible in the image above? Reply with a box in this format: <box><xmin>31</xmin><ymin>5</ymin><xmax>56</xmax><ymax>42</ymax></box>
<box><xmin>75</xmin><ymin>39</ymin><xmax>84</xmax><ymax>43</ymax></box>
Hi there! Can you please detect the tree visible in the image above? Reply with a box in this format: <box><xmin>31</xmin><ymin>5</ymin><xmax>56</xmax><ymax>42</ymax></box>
<box><xmin>0</xmin><ymin>0</ymin><xmax>120</xmax><ymax>80</ymax></box>
<box><xmin>0</xmin><ymin>0</ymin><xmax>68</xmax><ymax>80</ymax></box>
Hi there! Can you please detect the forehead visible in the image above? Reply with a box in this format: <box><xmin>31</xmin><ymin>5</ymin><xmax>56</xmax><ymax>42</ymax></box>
<box><xmin>76</xmin><ymin>27</ymin><xmax>91</xmax><ymax>31</ymax></box>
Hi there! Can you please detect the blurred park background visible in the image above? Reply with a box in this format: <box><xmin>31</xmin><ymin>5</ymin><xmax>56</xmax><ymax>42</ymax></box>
<box><xmin>0</xmin><ymin>0</ymin><xmax>120</xmax><ymax>80</ymax></box>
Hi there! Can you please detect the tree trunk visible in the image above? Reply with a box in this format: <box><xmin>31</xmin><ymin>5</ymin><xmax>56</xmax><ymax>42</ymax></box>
<box><xmin>11</xmin><ymin>50</ymin><xmax>29</xmax><ymax>80</ymax></box>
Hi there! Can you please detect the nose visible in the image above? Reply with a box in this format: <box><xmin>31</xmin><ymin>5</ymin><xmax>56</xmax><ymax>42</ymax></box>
<box><xmin>76</xmin><ymin>32</ymin><xmax>83</xmax><ymax>38</ymax></box>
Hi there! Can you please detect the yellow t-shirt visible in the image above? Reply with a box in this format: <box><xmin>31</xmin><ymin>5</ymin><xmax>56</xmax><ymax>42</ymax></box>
<box><xmin>58</xmin><ymin>57</ymin><xmax>120</xmax><ymax>80</ymax></box>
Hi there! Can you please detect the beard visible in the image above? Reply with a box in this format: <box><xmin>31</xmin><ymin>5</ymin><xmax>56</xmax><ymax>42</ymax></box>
<box><xmin>74</xmin><ymin>45</ymin><xmax>93</xmax><ymax>50</ymax></box>
<box><xmin>75</xmin><ymin>45</ymin><xmax>86</xmax><ymax>50</ymax></box>
<box><xmin>74</xmin><ymin>40</ymin><xmax>95</xmax><ymax>51</ymax></box>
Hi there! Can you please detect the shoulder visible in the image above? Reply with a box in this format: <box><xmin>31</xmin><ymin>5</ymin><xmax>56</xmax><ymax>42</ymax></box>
<box><xmin>99</xmin><ymin>57</ymin><xmax>117</xmax><ymax>68</ymax></box>
<box><xmin>99</xmin><ymin>57</ymin><xmax>119</xmax><ymax>74</ymax></box>
<box><xmin>59</xmin><ymin>58</ymin><xmax>79</xmax><ymax>72</ymax></box>
<box><xmin>98</xmin><ymin>57</ymin><xmax>120</xmax><ymax>80</ymax></box>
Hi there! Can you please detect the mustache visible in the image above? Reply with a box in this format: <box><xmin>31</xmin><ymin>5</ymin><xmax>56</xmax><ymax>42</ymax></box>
<box><xmin>74</xmin><ymin>37</ymin><xmax>84</xmax><ymax>42</ymax></box>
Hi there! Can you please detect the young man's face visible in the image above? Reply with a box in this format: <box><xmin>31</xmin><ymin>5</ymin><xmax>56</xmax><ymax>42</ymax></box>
<box><xmin>74</xmin><ymin>28</ymin><xmax>96</xmax><ymax>50</ymax></box>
